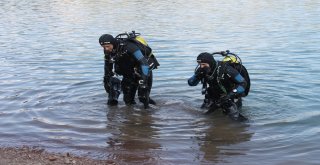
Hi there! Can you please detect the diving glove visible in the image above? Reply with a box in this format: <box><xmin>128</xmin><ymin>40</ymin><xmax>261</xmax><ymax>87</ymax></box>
<box><xmin>107</xmin><ymin>77</ymin><xmax>121</xmax><ymax>106</ymax></box>
<box><xmin>195</xmin><ymin>67</ymin><xmax>210</xmax><ymax>79</ymax></box>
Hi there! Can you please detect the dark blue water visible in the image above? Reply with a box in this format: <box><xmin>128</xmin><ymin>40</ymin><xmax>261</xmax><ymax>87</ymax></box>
<box><xmin>1</xmin><ymin>0</ymin><xmax>320</xmax><ymax>164</ymax></box>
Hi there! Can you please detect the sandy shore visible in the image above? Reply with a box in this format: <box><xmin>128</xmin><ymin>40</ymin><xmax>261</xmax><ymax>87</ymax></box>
<box><xmin>0</xmin><ymin>146</ymin><xmax>116</xmax><ymax>165</ymax></box>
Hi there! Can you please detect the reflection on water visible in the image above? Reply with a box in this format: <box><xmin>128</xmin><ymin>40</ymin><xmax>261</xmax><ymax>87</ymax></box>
<box><xmin>1</xmin><ymin>0</ymin><xmax>320</xmax><ymax>164</ymax></box>
<box><xmin>196</xmin><ymin>116</ymin><xmax>252</xmax><ymax>163</ymax></box>
<box><xmin>100</xmin><ymin>102</ymin><xmax>253</xmax><ymax>164</ymax></box>
<box><xmin>105</xmin><ymin>107</ymin><xmax>161</xmax><ymax>164</ymax></box>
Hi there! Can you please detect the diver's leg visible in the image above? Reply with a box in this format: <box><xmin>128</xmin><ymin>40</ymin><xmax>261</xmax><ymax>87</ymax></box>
<box><xmin>122</xmin><ymin>77</ymin><xmax>137</xmax><ymax>105</ymax></box>
<box><xmin>227</xmin><ymin>103</ymin><xmax>240</xmax><ymax>120</ymax></box>
<box><xmin>204</xmin><ymin>100</ymin><xmax>219</xmax><ymax>115</ymax></box>
<box><xmin>222</xmin><ymin>100</ymin><xmax>247</xmax><ymax>121</ymax></box>
<box><xmin>234</xmin><ymin>97</ymin><xmax>242</xmax><ymax>109</ymax></box>
<box><xmin>221</xmin><ymin>99</ymin><xmax>239</xmax><ymax>119</ymax></box>
<box><xmin>138</xmin><ymin>72</ymin><xmax>156</xmax><ymax>105</ymax></box>
<box><xmin>147</xmin><ymin>72</ymin><xmax>156</xmax><ymax>105</ymax></box>
<box><xmin>201</xmin><ymin>94</ymin><xmax>210</xmax><ymax>109</ymax></box>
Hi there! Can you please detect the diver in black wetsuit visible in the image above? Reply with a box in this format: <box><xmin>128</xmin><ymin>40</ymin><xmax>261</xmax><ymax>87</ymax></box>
<box><xmin>99</xmin><ymin>32</ymin><xmax>159</xmax><ymax>108</ymax></box>
<box><xmin>188</xmin><ymin>52</ymin><xmax>248</xmax><ymax>121</ymax></box>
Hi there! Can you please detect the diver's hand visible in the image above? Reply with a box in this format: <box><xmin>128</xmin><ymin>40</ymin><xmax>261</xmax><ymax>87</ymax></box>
<box><xmin>195</xmin><ymin>68</ymin><xmax>205</xmax><ymax>79</ymax></box>
<box><xmin>104</xmin><ymin>76</ymin><xmax>111</xmax><ymax>93</ymax></box>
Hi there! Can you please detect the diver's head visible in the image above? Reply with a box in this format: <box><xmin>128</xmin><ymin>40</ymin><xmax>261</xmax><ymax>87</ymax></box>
<box><xmin>99</xmin><ymin>34</ymin><xmax>117</xmax><ymax>53</ymax></box>
<box><xmin>197</xmin><ymin>52</ymin><xmax>216</xmax><ymax>69</ymax></box>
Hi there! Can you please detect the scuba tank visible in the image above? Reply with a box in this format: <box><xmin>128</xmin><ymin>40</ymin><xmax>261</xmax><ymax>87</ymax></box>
<box><xmin>219</xmin><ymin>50</ymin><xmax>250</xmax><ymax>97</ymax></box>
<box><xmin>115</xmin><ymin>31</ymin><xmax>160</xmax><ymax>70</ymax></box>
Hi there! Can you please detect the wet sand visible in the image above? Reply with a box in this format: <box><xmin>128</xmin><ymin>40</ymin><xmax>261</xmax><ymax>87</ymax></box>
<box><xmin>0</xmin><ymin>146</ymin><xmax>116</xmax><ymax>165</ymax></box>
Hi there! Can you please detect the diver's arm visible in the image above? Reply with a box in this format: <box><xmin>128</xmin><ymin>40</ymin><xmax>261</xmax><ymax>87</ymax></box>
<box><xmin>188</xmin><ymin>75</ymin><xmax>200</xmax><ymax>86</ymax></box>
<box><xmin>188</xmin><ymin>67</ymin><xmax>206</xmax><ymax>86</ymax></box>
<box><xmin>125</xmin><ymin>42</ymin><xmax>150</xmax><ymax>79</ymax></box>
<box><xmin>226</xmin><ymin>66</ymin><xmax>247</xmax><ymax>95</ymax></box>
<box><xmin>104</xmin><ymin>51</ymin><xmax>114</xmax><ymax>76</ymax></box>
<box><xmin>103</xmin><ymin>53</ymin><xmax>114</xmax><ymax>93</ymax></box>
<box><xmin>133</xmin><ymin>49</ymin><xmax>149</xmax><ymax>78</ymax></box>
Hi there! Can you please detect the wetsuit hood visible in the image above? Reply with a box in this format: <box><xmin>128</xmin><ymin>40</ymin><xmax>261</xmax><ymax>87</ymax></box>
<box><xmin>99</xmin><ymin>34</ymin><xmax>117</xmax><ymax>46</ymax></box>
<box><xmin>197</xmin><ymin>52</ymin><xmax>216</xmax><ymax>68</ymax></box>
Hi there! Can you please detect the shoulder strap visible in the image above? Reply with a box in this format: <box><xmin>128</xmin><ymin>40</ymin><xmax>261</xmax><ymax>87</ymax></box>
<box><xmin>207</xmin><ymin>62</ymin><xmax>228</xmax><ymax>94</ymax></box>
<box><xmin>216</xmin><ymin>62</ymin><xmax>228</xmax><ymax>94</ymax></box>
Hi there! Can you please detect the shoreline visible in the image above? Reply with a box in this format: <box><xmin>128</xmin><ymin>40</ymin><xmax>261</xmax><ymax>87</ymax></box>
<box><xmin>0</xmin><ymin>146</ymin><xmax>116</xmax><ymax>165</ymax></box>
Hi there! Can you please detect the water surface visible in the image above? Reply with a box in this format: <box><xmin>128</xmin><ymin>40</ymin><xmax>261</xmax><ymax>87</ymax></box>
<box><xmin>0</xmin><ymin>0</ymin><xmax>320</xmax><ymax>164</ymax></box>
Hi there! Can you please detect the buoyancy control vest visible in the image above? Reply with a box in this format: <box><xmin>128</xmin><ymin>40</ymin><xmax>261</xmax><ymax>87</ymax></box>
<box><xmin>202</xmin><ymin>50</ymin><xmax>250</xmax><ymax>97</ymax></box>
<box><xmin>221</xmin><ymin>51</ymin><xmax>250</xmax><ymax>96</ymax></box>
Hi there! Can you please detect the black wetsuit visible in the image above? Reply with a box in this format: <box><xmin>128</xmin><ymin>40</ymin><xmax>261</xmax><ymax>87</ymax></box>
<box><xmin>188</xmin><ymin>62</ymin><xmax>247</xmax><ymax>119</ymax></box>
<box><xmin>104</xmin><ymin>40</ymin><xmax>153</xmax><ymax>105</ymax></box>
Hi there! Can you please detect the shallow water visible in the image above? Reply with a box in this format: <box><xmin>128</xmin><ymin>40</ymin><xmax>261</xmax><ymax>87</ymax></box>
<box><xmin>1</xmin><ymin>0</ymin><xmax>320</xmax><ymax>164</ymax></box>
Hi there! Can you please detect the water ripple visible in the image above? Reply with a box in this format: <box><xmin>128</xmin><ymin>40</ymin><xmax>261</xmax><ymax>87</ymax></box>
<box><xmin>1</xmin><ymin>0</ymin><xmax>320</xmax><ymax>164</ymax></box>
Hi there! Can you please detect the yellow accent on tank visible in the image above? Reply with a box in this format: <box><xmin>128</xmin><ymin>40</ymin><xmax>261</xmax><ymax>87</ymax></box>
<box><xmin>222</xmin><ymin>56</ymin><xmax>239</xmax><ymax>63</ymax></box>
<box><xmin>135</xmin><ymin>36</ymin><xmax>148</xmax><ymax>46</ymax></box>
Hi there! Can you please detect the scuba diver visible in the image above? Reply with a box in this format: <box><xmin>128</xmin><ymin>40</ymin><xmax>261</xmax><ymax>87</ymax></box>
<box><xmin>99</xmin><ymin>31</ymin><xmax>159</xmax><ymax>108</ymax></box>
<box><xmin>188</xmin><ymin>50</ymin><xmax>250</xmax><ymax>121</ymax></box>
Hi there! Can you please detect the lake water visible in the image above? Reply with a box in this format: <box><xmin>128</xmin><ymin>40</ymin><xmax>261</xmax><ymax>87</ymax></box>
<box><xmin>1</xmin><ymin>0</ymin><xmax>320</xmax><ymax>164</ymax></box>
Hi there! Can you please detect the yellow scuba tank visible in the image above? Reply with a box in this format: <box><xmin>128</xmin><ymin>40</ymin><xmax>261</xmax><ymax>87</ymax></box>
<box><xmin>222</xmin><ymin>55</ymin><xmax>239</xmax><ymax>63</ymax></box>
<box><xmin>135</xmin><ymin>36</ymin><xmax>148</xmax><ymax>46</ymax></box>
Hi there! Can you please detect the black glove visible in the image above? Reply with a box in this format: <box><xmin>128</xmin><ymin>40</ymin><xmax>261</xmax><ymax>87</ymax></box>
<box><xmin>195</xmin><ymin>68</ymin><xmax>204</xmax><ymax>79</ymax></box>
<box><xmin>104</xmin><ymin>76</ymin><xmax>111</xmax><ymax>93</ymax></box>
<box><xmin>195</xmin><ymin>67</ymin><xmax>210</xmax><ymax>79</ymax></box>
<box><xmin>107</xmin><ymin>77</ymin><xmax>121</xmax><ymax>106</ymax></box>
<box><xmin>104</xmin><ymin>71</ymin><xmax>115</xmax><ymax>91</ymax></box>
